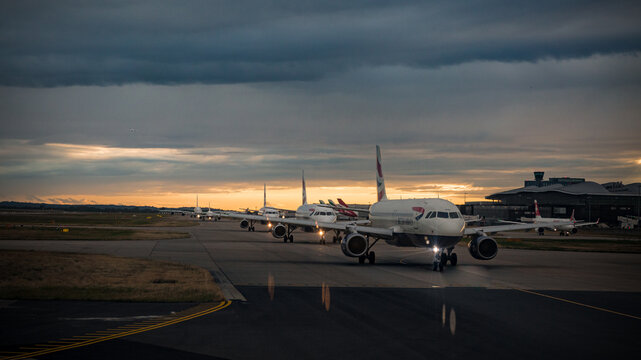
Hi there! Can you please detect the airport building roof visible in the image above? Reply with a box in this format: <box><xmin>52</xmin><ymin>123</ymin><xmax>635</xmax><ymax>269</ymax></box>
<box><xmin>488</xmin><ymin>172</ymin><xmax>641</xmax><ymax>199</ymax></box>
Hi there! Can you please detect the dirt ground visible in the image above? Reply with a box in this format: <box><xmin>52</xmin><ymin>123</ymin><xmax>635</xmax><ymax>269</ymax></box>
<box><xmin>0</xmin><ymin>226</ymin><xmax>190</xmax><ymax>240</ymax></box>
<box><xmin>0</xmin><ymin>211</ymin><xmax>197</xmax><ymax>227</ymax></box>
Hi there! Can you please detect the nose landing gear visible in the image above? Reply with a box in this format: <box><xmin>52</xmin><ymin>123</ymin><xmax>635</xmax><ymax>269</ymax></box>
<box><xmin>432</xmin><ymin>247</ymin><xmax>457</xmax><ymax>272</ymax></box>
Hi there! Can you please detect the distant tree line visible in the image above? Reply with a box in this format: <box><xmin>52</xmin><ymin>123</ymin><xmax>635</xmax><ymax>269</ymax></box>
<box><xmin>0</xmin><ymin>201</ymin><xmax>159</xmax><ymax>213</ymax></box>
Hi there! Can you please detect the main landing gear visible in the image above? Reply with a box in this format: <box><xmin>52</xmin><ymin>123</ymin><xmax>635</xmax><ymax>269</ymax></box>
<box><xmin>246</xmin><ymin>220</ymin><xmax>256</xmax><ymax>232</ymax></box>
<box><xmin>357</xmin><ymin>237</ymin><xmax>379</xmax><ymax>265</ymax></box>
<box><xmin>433</xmin><ymin>247</ymin><xmax>458</xmax><ymax>272</ymax></box>
<box><xmin>282</xmin><ymin>225</ymin><xmax>294</xmax><ymax>243</ymax></box>
<box><xmin>332</xmin><ymin>230</ymin><xmax>341</xmax><ymax>244</ymax></box>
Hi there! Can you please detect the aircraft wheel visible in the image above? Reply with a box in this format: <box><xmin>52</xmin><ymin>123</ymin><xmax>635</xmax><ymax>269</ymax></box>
<box><xmin>432</xmin><ymin>261</ymin><xmax>438</xmax><ymax>271</ymax></box>
<box><xmin>368</xmin><ymin>251</ymin><xmax>376</xmax><ymax>264</ymax></box>
<box><xmin>438</xmin><ymin>262</ymin><xmax>444</xmax><ymax>272</ymax></box>
<box><xmin>449</xmin><ymin>253</ymin><xmax>458</xmax><ymax>266</ymax></box>
<box><xmin>358</xmin><ymin>255</ymin><xmax>366</xmax><ymax>264</ymax></box>
<box><xmin>332</xmin><ymin>236</ymin><xmax>338</xmax><ymax>243</ymax></box>
<box><xmin>289</xmin><ymin>235</ymin><xmax>294</xmax><ymax>243</ymax></box>
<box><xmin>283</xmin><ymin>237</ymin><xmax>288</xmax><ymax>243</ymax></box>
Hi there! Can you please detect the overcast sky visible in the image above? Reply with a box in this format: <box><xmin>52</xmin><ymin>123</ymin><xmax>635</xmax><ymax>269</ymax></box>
<box><xmin>1</xmin><ymin>1</ymin><xmax>640</xmax><ymax>208</ymax></box>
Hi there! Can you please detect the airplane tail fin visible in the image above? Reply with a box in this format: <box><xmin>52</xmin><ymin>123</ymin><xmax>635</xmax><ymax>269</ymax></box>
<box><xmin>196</xmin><ymin>194</ymin><xmax>199</xmax><ymax>208</ymax></box>
<box><xmin>337</xmin><ymin>198</ymin><xmax>348</xmax><ymax>207</ymax></box>
<box><xmin>319</xmin><ymin>200</ymin><xmax>325</xmax><ymax>204</ymax></box>
<box><xmin>302</xmin><ymin>170</ymin><xmax>307</xmax><ymax>205</ymax></box>
<box><xmin>376</xmin><ymin>145</ymin><xmax>387</xmax><ymax>201</ymax></box>
<box><xmin>328</xmin><ymin>199</ymin><xmax>337</xmax><ymax>206</ymax></box>
<box><xmin>263</xmin><ymin>183</ymin><xmax>266</xmax><ymax>208</ymax></box>
<box><xmin>570</xmin><ymin>209</ymin><xmax>575</xmax><ymax>223</ymax></box>
<box><xmin>534</xmin><ymin>200</ymin><xmax>541</xmax><ymax>219</ymax></box>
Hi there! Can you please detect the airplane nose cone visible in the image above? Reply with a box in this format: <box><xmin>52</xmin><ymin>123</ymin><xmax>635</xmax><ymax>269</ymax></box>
<box><xmin>437</xmin><ymin>219</ymin><xmax>465</xmax><ymax>236</ymax></box>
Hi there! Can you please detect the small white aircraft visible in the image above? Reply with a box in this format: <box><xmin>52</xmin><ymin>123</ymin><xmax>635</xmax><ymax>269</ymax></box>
<box><xmin>502</xmin><ymin>200</ymin><xmax>599</xmax><ymax>236</ymax></box>
<box><xmin>237</xmin><ymin>184</ymin><xmax>283</xmax><ymax>231</ymax></box>
<box><xmin>238</xmin><ymin>146</ymin><xmax>571</xmax><ymax>271</ymax></box>
<box><xmin>179</xmin><ymin>195</ymin><xmax>204</xmax><ymax>218</ymax></box>
<box><xmin>204</xmin><ymin>202</ymin><xmax>222</xmax><ymax>221</ymax></box>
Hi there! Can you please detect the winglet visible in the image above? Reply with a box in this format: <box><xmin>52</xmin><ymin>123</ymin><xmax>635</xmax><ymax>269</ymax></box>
<box><xmin>534</xmin><ymin>200</ymin><xmax>541</xmax><ymax>219</ymax></box>
<box><xmin>376</xmin><ymin>145</ymin><xmax>387</xmax><ymax>201</ymax></box>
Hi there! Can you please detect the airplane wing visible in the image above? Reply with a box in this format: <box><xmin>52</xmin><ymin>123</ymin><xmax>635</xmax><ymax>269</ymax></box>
<box><xmin>464</xmin><ymin>221</ymin><xmax>573</xmax><ymax>235</ymax></box>
<box><xmin>497</xmin><ymin>219</ymin><xmax>523</xmax><ymax>224</ymax></box>
<box><xmin>573</xmin><ymin>219</ymin><xmax>600</xmax><ymax>227</ymax></box>
<box><xmin>239</xmin><ymin>216</ymin><xmax>392</xmax><ymax>238</ymax></box>
<box><xmin>220</xmin><ymin>212</ymin><xmax>280</xmax><ymax>222</ymax></box>
<box><xmin>318</xmin><ymin>203</ymin><xmax>370</xmax><ymax>214</ymax></box>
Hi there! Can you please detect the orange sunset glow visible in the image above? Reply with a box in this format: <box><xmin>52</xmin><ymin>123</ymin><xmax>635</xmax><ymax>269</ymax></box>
<box><xmin>17</xmin><ymin>183</ymin><xmax>493</xmax><ymax>210</ymax></box>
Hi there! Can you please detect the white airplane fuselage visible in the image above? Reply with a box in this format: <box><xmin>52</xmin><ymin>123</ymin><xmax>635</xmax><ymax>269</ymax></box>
<box><xmin>260</xmin><ymin>207</ymin><xmax>282</xmax><ymax>223</ymax></box>
<box><xmin>295</xmin><ymin>204</ymin><xmax>337</xmax><ymax>224</ymax></box>
<box><xmin>536</xmin><ymin>217</ymin><xmax>575</xmax><ymax>231</ymax></box>
<box><xmin>369</xmin><ymin>198</ymin><xmax>465</xmax><ymax>249</ymax></box>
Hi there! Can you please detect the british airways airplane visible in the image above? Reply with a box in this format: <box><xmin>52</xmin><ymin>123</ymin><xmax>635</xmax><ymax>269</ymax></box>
<box><xmin>251</xmin><ymin>146</ymin><xmax>572</xmax><ymax>271</ymax></box>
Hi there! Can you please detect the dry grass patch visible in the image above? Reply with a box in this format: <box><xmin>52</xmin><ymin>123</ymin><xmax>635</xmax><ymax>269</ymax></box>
<box><xmin>0</xmin><ymin>211</ymin><xmax>197</xmax><ymax>227</ymax></box>
<box><xmin>0</xmin><ymin>250</ymin><xmax>224</xmax><ymax>302</ymax></box>
<box><xmin>0</xmin><ymin>226</ymin><xmax>190</xmax><ymax>241</ymax></box>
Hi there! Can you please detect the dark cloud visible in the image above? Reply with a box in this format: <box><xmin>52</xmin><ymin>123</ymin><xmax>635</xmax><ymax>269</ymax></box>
<box><xmin>1</xmin><ymin>0</ymin><xmax>640</xmax><ymax>86</ymax></box>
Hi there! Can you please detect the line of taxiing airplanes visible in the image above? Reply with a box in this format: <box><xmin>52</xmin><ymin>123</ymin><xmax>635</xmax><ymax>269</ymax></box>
<box><xmin>178</xmin><ymin>146</ymin><xmax>597</xmax><ymax>272</ymax></box>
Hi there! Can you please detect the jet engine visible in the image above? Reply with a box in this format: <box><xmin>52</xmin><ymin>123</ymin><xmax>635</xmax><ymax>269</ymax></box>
<box><xmin>240</xmin><ymin>219</ymin><xmax>249</xmax><ymax>229</ymax></box>
<box><xmin>468</xmin><ymin>235</ymin><xmax>498</xmax><ymax>260</ymax></box>
<box><xmin>271</xmin><ymin>223</ymin><xmax>287</xmax><ymax>238</ymax></box>
<box><xmin>571</xmin><ymin>228</ymin><xmax>578</xmax><ymax>234</ymax></box>
<box><xmin>340</xmin><ymin>233</ymin><xmax>368</xmax><ymax>257</ymax></box>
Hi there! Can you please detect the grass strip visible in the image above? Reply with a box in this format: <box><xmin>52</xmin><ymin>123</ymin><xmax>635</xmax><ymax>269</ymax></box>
<box><xmin>0</xmin><ymin>250</ymin><xmax>224</xmax><ymax>302</ymax></box>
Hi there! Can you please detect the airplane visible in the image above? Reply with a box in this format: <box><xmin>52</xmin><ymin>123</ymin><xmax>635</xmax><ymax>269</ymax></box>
<box><xmin>223</xmin><ymin>171</ymin><xmax>368</xmax><ymax>243</ymax></box>
<box><xmin>237</xmin><ymin>184</ymin><xmax>284</xmax><ymax>231</ymax></box>
<box><xmin>158</xmin><ymin>195</ymin><xmax>206</xmax><ymax>218</ymax></box>
<box><xmin>243</xmin><ymin>145</ymin><xmax>572</xmax><ymax>271</ymax></box>
<box><xmin>501</xmin><ymin>200</ymin><xmax>599</xmax><ymax>236</ymax></box>
<box><xmin>177</xmin><ymin>195</ymin><xmax>204</xmax><ymax>218</ymax></box>
<box><xmin>329</xmin><ymin>199</ymin><xmax>358</xmax><ymax>218</ymax></box>
<box><xmin>204</xmin><ymin>202</ymin><xmax>221</xmax><ymax>221</ymax></box>
<box><xmin>316</xmin><ymin>199</ymin><xmax>359</xmax><ymax>218</ymax></box>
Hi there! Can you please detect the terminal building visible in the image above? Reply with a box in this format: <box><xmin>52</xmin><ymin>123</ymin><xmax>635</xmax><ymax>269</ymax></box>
<box><xmin>461</xmin><ymin>172</ymin><xmax>641</xmax><ymax>225</ymax></box>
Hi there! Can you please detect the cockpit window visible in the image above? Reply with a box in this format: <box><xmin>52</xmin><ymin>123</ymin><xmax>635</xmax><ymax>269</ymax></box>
<box><xmin>449</xmin><ymin>212</ymin><xmax>460</xmax><ymax>218</ymax></box>
<box><xmin>428</xmin><ymin>211</ymin><xmax>436</xmax><ymax>219</ymax></box>
<box><xmin>437</xmin><ymin>211</ymin><xmax>449</xmax><ymax>218</ymax></box>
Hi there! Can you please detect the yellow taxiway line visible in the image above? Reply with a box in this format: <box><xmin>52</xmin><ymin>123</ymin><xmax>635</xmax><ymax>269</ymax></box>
<box><xmin>1</xmin><ymin>300</ymin><xmax>231</xmax><ymax>360</ymax></box>
<box><xmin>515</xmin><ymin>288</ymin><xmax>641</xmax><ymax>321</ymax></box>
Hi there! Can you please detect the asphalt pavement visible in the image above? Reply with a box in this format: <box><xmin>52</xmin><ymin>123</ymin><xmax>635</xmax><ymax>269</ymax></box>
<box><xmin>1</xmin><ymin>218</ymin><xmax>640</xmax><ymax>359</ymax></box>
